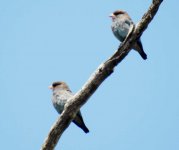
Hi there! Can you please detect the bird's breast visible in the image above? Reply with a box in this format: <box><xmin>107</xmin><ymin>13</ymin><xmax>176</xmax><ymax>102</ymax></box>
<box><xmin>111</xmin><ymin>20</ymin><xmax>129</xmax><ymax>41</ymax></box>
<box><xmin>52</xmin><ymin>96</ymin><xmax>65</xmax><ymax>113</ymax></box>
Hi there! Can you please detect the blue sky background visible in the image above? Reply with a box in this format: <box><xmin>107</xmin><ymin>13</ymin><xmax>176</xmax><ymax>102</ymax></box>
<box><xmin>1</xmin><ymin>0</ymin><xmax>179</xmax><ymax>150</ymax></box>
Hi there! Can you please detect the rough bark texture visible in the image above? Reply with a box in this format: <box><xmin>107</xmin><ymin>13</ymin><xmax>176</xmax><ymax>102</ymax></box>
<box><xmin>41</xmin><ymin>0</ymin><xmax>163</xmax><ymax>150</ymax></box>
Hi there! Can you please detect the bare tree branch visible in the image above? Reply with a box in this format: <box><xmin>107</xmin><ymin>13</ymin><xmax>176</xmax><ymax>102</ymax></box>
<box><xmin>41</xmin><ymin>0</ymin><xmax>163</xmax><ymax>149</ymax></box>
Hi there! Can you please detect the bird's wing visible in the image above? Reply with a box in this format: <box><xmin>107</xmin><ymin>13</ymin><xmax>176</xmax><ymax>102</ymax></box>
<box><xmin>119</xmin><ymin>17</ymin><xmax>134</xmax><ymax>40</ymax></box>
<box><xmin>123</xmin><ymin>17</ymin><xmax>134</xmax><ymax>31</ymax></box>
<box><xmin>56</xmin><ymin>90</ymin><xmax>73</xmax><ymax>104</ymax></box>
<box><xmin>124</xmin><ymin>19</ymin><xmax>132</xmax><ymax>26</ymax></box>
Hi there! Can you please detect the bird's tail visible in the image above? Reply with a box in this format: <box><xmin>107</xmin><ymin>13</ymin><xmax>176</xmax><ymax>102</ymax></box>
<box><xmin>133</xmin><ymin>40</ymin><xmax>147</xmax><ymax>60</ymax></box>
<box><xmin>139</xmin><ymin>50</ymin><xmax>147</xmax><ymax>60</ymax></box>
<box><xmin>73</xmin><ymin>112</ymin><xmax>89</xmax><ymax>133</ymax></box>
<box><xmin>80</xmin><ymin>123</ymin><xmax>89</xmax><ymax>133</ymax></box>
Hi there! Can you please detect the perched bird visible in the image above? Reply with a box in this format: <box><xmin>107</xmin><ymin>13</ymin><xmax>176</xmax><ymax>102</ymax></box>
<box><xmin>49</xmin><ymin>81</ymin><xmax>89</xmax><ymax>133</ymax></box>
<box><xmin>110</xmin><ymin>10</ymin><xmax>147</xmax><ymax>60</ymax></box>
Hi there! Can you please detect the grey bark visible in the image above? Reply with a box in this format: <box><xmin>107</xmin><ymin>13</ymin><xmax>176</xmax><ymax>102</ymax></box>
<box><xmin>41</xmin><ymin>0</ymin><xmax>163</xmax><ymax>149</ymax></box>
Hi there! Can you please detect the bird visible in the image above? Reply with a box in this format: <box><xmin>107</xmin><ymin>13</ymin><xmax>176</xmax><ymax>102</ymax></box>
<box><xmin>110</xmin><ymin>10</ymin><xmax>147</xmax><ymax>60</ymax></box>
<box><xmin>49</xmin><ymin>81</ymin><xmax>89</xmax><ymax>133</ymax></box>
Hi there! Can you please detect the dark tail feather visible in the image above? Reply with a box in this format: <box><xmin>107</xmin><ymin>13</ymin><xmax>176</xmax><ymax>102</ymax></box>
<box><xmin>80</xmin><ymin>123</ymin><xmax>89</xmax><ymax>133</ymax></box>
<box><xmin>134</xmin><ymin>40</ymin><xmax>147</xmax><ymax>60</ymax></box>
<box><xmin>73</xmin><ymin>112</ymin><xmax>89</xmax><ymax>133</ymax></box>
<box><xmin>139</xmin><ymin>50</ymin><xmax>147</xmax><ymax>60</ymax></box>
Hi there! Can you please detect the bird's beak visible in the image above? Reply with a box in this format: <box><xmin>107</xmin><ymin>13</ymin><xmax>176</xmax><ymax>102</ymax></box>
<box><xmin>48</xmin><ymin>85</ymin><xmax>53</xmax><ymax>90</ymax></box>
<box><xmin>109</xmin><ymin>13</ymin><xmax>115</xmax><ymax>19</ymax></box>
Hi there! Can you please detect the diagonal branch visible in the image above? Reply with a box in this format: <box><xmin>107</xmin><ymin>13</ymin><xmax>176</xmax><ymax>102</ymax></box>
<box><xmin>41</xmin><ymin>0</ymin><xmax>163</xmax><ymax>149</ymax></box>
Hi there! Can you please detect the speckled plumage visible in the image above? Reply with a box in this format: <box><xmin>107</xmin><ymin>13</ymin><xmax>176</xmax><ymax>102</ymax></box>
<box><xmin>110</xmin><ymin>10</ymin><xmax>147</xmax><ymax>60</ymax></box>
<box><xmin>50</xmin><ymin>81</ymin><xmax>89</xmax><ymax>133</ymax></box>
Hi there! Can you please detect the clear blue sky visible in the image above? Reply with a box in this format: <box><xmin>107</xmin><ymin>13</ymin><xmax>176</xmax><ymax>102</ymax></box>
<box><xmin>1</xmin><ymin>0</ymin><xmax>179</xmax><ymax>150</ymax></box>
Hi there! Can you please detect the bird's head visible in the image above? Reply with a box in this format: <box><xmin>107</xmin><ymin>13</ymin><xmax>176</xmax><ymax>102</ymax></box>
<box><xmin>49</xmin><ymin>81</ymin><xmax>70</xmax><ymax>91</ymax></box>
<box><xmin>109</xmin><ymin>10</ymin><xmax>127</xmax><ymax>20</ymax></box>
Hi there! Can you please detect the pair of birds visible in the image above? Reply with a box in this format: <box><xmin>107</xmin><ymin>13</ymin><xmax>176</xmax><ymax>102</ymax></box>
<box><xmin>49</xmin><ymin>10</ymin><xmax>147</xmax><ymax>134</ymax></box>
